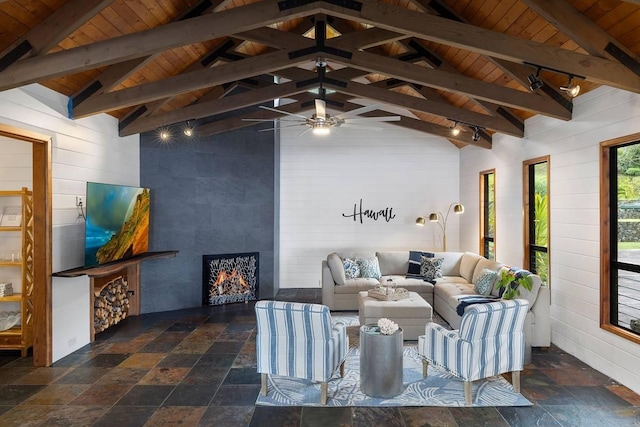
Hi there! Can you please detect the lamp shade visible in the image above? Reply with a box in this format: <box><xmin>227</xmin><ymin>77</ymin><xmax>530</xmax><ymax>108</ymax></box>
<box><xmin>453</xmin><ymin>204</ymin><xmax>464</xmax><ymax>214</ymax></box>
<box><xmin>428</xmin><ymin>213</ymin><xmax>438</xmax><ymax>222</ymax></box>
<box><xmin>415</xmin><ymin>217</ymin><xmax>426</xmax><ymax>226</ymax></box>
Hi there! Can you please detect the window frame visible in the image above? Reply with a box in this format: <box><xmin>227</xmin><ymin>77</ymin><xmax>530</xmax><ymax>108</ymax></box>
<box><xmin>600</xmin><ymin>132</ymin><xmax>640</xmax><ymax>345</ymax></box>
<box><xmin>523</xmin><ymin>156</ymin><xmax>550</xmax><ymax>284</ymax></box>
<box><xmin>479</xmin><ymin>169</ymin><xmax>496</xmax><ymax>260</ymax></box>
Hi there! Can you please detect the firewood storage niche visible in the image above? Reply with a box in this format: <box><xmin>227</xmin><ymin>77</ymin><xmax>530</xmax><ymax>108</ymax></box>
<box><xmin>53</xmin><ymin>251</ymin><xmax>177</xmax><ymax>341</ymax></box>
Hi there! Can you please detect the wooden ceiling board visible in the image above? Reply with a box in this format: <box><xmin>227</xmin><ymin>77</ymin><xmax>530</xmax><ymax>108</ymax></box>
<box><xmin>0</xmin><ymin>0</ymin><xmax>638</xmax><ymax>146</ymax></box>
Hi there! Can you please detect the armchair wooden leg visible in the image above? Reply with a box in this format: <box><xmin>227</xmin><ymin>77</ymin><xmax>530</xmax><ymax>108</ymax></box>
<box><xmin>261</xmin><ymin>373</ymin><xmax>268</xmax><ymax>396</ymax></box>
<box><xmin>320</xmin><ymin>382</ymin><xmax>328</xmax><ymax>405</ymax></box>
<box><xmin>464</xmin><ymin>381</ymin><xmax>472</xmax><ymax>406</ymax></box>
<box><xmin>340</xmin><ymin>360</ymin><xmax>345</xmax><ymax>377</ymax></box>
<box><xmin>512</xmin><ymin>370</ymin><xmax>521</xmax><ymax>393</ymax></box>
<box><xmin>422</xmin><ymin>359</ymin><xmax>429</xmax><ymax>378</ymax></box>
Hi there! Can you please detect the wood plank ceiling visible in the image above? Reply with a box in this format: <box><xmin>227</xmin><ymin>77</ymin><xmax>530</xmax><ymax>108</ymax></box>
<box><xmin>0</xmin><ymin>0</ymin><xmax>639</xmax><ymax>148</ymax></box>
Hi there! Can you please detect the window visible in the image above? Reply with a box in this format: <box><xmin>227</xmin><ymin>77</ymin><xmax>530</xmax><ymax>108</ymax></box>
<box><xmin>480</xmin><ymin>170</ymin><xmax>495</xmax><ymax>260</ymax></box>
<box><xmin>523</xmin><ymin>157</ymin><xmax>549</xmax><ymax>285</ymax></box>
<box><xmin>601</xmin><ymin>133</ymin><xmax>640</xmax><ymax>344</ymax></box>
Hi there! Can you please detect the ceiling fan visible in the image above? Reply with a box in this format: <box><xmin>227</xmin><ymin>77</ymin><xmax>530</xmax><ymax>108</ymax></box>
<box><xmin>243</xmin><ymin>58</ymin><xmax>401</xmax><ymax>135</ymax></box>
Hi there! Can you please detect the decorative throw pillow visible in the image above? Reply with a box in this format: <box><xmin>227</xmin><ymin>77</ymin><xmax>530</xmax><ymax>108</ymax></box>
<box><xmin>474</xmin><ymin>268</ymin><xmax>498</xmax><ymax>296</ymax></box>
<box><xmin>407</xmin><ymin>250</ymin><xmax>434</xmax><ymax>279</ymax></box>
<box><xmin>357</xmin><ymin>257</ymin><xmax>382</xmax><ymax>279</ymax></box>
<box><xmin>420</xmin><ymin>256</ymin><xmax>444</xmax><ymax>281</ymax></box>
<box><xmin>343</xmin><ymin>258</ymin><xmax>360</xmax><ymax>279</ymax></box>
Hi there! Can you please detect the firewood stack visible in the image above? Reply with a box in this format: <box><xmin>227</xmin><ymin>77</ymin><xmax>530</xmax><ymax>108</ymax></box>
<box><xmin>94</xmin><ymin>276</ymin><xmax>129</xmax><ymax>333</ymax></box>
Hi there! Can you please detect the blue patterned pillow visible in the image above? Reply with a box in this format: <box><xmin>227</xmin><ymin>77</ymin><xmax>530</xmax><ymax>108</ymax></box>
<box><xmin>474</xmin><ymin>268</ymin><xmax>498</xmax><ymax>296</ymax></box>
<box><xmin>357</xmin><ymin>257</ymin><xmax>381</xmax><ymax>279</ymax></box>
<box><xmin>407</xmin><ymin>250</ymin><xmax>434</xmax><ymax>279</ymax></box>
<box><xmin>343</xmin><ymin>258</ymin><xmax>360</xmax><ymax>279</ymax></box>
<box><xmin>420</xmin><ymin>256</ymin><xmax>444</xmax><ymax>281</ymax></box>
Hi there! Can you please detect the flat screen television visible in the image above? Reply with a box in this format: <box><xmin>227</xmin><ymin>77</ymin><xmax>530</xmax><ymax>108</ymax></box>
<box><xmin>84</xmin><ymin>182</ymin><xmax>150</xmax><ymax>267</ymax></box>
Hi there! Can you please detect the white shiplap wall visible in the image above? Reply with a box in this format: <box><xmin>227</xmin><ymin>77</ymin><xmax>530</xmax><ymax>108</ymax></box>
<box><xmin>0</xmin><ymin>136</ymin><xmax>32</xmax><ymax>191</ymax></box>
<box><xmin>459</xmin><ymin>86</ymin><xmax>640</xmax><ymax>394</ymax></box>
<box><xmin>279</xmin><ymin>121</ymin><xmax>460</xmax><ymax>289</ymax></box>
<box><xmin>0</xmin><ymin>84</ymin><xmax>139</xmax><ymax>362</ymax></box>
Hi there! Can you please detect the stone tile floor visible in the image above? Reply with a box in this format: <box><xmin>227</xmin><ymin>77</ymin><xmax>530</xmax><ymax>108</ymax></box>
<box><xmin>0</xmin><ymin>288</ymin><xmax>638</xmax><ymax>426</ymax></box>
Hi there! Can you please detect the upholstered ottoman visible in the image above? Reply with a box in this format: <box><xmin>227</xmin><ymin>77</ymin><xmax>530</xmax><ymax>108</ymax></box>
<box><xmin>358</xmin><ymin>291</ymin><xmax>433</xmax><ymax>340</ymax></box>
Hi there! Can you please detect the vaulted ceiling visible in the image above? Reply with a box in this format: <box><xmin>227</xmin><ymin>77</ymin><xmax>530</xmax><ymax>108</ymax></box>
<box><xmin>1</xmin><ymin>0</ymin><xmax>639</xmax><ymax>148</ymax></box>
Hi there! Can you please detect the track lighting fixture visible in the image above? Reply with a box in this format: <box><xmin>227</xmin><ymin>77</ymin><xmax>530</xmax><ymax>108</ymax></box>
<box><xmin>560</xmin><ymin>75</ymin><xmax>581</xmax><ymax>98</ymax></box>
<box><xmin>527</xmin><ymin>67</ymin><xmax>544</xmax><ymax>92</ymax></box>
<box><xmin>472</xmin><ymin>126</ymin><xmax>480</xmax><ymax>142</ymax></box>
<box><xmin>446</xmin><ymin>118</ymin><xmax>484</xmax><ymax>142</ymax></box>
<box><xmin>525</xmin><ymin>62</ymin><xmax>585</xmax><ymax>97</ymax></box>
<box><xmin>450</xmin><ymin>121</ymin><xmax>460</xmax><ymax>137</ymax></box>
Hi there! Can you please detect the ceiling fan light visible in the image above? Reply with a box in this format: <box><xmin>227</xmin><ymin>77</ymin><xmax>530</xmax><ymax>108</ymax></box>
<box><xmin>312</xmin><ymin>123</ymin><xmax>331</xmax><ymax>135</ymax></box>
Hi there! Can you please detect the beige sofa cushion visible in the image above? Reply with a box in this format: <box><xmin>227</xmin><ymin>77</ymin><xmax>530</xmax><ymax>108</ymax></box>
<box><xmin>376</xmin><ymin>251</ymin><xmax>409</xmax><ymax>276</ymax></box>
<box><xmin>472</xmin><ymin>258</ymin><xmax>503</xmax><ymax>283</ymax></box>
<box><xmin>327</xmin><ymin>253</ymin><xmax>346</xmax><ymax>285</ymax></box>
<box><xmin>459</xmin><ymin>252</ymin><xmax>483</xmax><ymax>282</ymax></box>
<box><xmin>431</xmin><ymin>252</ymin><xmax>463</xmax><ymax>276</ymax></box>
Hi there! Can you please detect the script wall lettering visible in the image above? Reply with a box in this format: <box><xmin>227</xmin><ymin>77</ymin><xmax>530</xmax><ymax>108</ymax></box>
<box><xmin>342</xmin><ymin>199</ymin><xmax>396</xmax><ymax>223</ymax></box>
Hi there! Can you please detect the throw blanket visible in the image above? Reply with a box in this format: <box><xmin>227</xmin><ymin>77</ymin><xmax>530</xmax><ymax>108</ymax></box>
<box><xmin>456</xmin><ymin>295</ymin><xmax>500</xmax><ymax>316</ymax></box>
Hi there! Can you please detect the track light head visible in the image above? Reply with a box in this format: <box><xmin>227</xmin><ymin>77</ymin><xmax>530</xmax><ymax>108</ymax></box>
<box><xmin>450</xmin><ymin>121</ymin><xmax>460</xmax><ymax>137</ymax></box>
<box><xmin>183</xmin><ymin>120</ymin><xmax>194</xmax><ymax>137</ymax></box>
<box><xmin>560</xmin><ymin>76</ymin><xmax>580</xmax><ymax>98</ymax></box>
<box><xmin>472</xmin><ymin>126</ymin><xmax>480</xmax><ymax>142</ymax></box>
<box><xmin>528</xmin><ymin>67</ymin><xmax>544</xmax><ymax>92</ymax></box>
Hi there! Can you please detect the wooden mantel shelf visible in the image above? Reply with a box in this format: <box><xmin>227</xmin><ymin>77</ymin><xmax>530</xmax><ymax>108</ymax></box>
<box><xmin>53</xmin><ymin>251</ymin><xmax>178</xmax><ymax>278</ymax></box>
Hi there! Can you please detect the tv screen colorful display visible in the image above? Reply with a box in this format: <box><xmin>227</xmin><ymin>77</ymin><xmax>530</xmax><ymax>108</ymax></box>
<box><xmin>84</xmin><ymin>182</ymin><xmax>150</xmax><ymax>267</ymax></box>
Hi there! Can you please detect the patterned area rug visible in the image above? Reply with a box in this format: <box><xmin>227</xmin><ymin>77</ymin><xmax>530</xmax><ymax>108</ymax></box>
<box><xmin>255</xmin><ymin>315</ymin><xmax>532</xmax><ymax>407</ymax></box>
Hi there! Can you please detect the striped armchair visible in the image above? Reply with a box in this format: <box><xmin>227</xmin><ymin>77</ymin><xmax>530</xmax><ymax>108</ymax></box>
<box><xmin>417</xmin><ymin>299</ymin><xmax>529</xmax><ymax>405</ymax></box>
<box><xmin>254</xmin><ymin>301</ymin><xmax>349</xmax><ymax>405</ymax></box>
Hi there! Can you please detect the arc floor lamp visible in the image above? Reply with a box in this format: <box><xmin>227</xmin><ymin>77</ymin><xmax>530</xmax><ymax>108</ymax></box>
<box><xmin>416</xmin><ymin>202</ymin><xmax>464</xmax><ymax>251</ymax></box>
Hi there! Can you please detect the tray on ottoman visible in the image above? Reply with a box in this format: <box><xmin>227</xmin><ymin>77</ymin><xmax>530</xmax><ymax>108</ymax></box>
<box><xmin>367</xmin><ymin>287</ymin><xmax>408</xmax><ymax>301</ymax></box>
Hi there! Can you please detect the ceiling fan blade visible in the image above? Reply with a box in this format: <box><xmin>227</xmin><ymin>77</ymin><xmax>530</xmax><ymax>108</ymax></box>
<box><xmin>257</xmin><ymin>123</ymin><xmax>307</xmax><ymax>132</ymax></box>
<box><xmin>344</xmin><ymin>116</ymin><xmax>401</xmax><ymax>122</ymax></box>
<box><xmin>315</xmin><ymin>99</ymin><xmax>326</xmax><ymax>120</ymax></box>
<box><xmin>258</xmin><ymin>105</ymin><xmax>309</xmax><ymax>120</ymax></box>
<box><xmin>242</xmin><ymin>118</ymin><xmax>306</xmax><ymax>123</ymax></box>
<box><xmin>333</xmin><ymin>104</ymin><xmax>380</xmax><ymax>120</ymax></box>
<box><xmin>340</xmin><ymin>123</ymin><xmax>385</xmax><ymax>131</ymax></box>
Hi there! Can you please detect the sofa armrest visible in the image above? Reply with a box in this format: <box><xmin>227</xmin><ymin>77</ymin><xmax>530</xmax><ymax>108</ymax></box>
<box><xmin>529</xmin><ymin>284</ymin><xmax>551</xmax><ymax>347</ymax></box>
<box><xmin>322</xmin><ymin>260</ymin><xmax>337</xmax><ymax>309</ymax></box>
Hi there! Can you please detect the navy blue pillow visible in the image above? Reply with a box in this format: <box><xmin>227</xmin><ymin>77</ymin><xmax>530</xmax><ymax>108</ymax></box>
<box><xmin>406</xmin><ymin>250</ymin><xmax>434</xmax><ymax>279</ymax></box>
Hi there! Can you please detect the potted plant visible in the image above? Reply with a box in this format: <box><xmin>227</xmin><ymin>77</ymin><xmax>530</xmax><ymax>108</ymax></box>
<box><xmin>495</xmin><ymin>268</ymin><xmax>533</xmax><ymax>300</ymax></box>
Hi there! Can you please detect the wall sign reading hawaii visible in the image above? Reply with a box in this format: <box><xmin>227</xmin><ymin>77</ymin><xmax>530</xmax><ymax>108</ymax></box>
<box><xmin>342</xmin><ymin>199</ymin><xmax>396</xmax><ymax>223</ymax></box>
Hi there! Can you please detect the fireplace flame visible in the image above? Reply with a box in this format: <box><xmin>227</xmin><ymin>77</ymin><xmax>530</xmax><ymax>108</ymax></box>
<box><xmin>215</xmin><ymin>269</ymin><xmax>249</xmax><ymax>288</ymax></box>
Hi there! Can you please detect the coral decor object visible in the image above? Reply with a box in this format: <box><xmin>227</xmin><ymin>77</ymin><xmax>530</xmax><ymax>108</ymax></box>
<box><xmin>378</xmin><ymin>318</ymin><xmax>399</xmax><ymax>335</ymax></box>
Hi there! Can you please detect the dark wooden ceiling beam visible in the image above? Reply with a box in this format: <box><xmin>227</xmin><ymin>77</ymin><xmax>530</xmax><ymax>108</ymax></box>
<box><xmin>521</xmin><ymin>0</ymin><xmax>640</xmax><ymax>75</ymax></box>
<box><xmin>418</xmin><ymin>0</ymin><xmax>571</xmax><ymax>112</ymax></box>
<box><xmin>401</xmin><ymin>39</ymin><xmax>524</xmax><ymax>128</ymax></box>
<box><xmin>73</xmin><ymin>50</ymin><xmax>318</xmax><ymax>118</ymax></box>
<box><xmin>0</xmin><ymin>0</ymin><xmax>322</xmax><ymax>91</ymax></box>
<box><xmin>322</xmin><ymin>0</ymin><xmax>640</xmax><ymax>93</ymax></box>
<box><xmin>71</xmin><ymin>0</ymin><xmax>227</xmax><ymax>110</ymax></box>
<box><xmin>323</xmin><ymin>79</ymin><xmax>522</xmax><ymax>136</ymax></box>
<box><xmin>323</xmin><ymin>49</ymin><xmax>570</xmax><ymax>121</ymax></box>
<box><xmin>120</xmin><ymin>79</ymin><xmax>315</xmax><ymax>136</ymax></box>
<box><xmin>0</xmin><ymin>0</ymin><xmax>112</xmax><ymax>71</ymax></box>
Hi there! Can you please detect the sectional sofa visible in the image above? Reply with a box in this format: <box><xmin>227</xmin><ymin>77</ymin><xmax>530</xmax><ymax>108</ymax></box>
<box><xmin>321</xmin><ymin>250</ymin><xmax>551</xmax><ymax>348</ymax></box>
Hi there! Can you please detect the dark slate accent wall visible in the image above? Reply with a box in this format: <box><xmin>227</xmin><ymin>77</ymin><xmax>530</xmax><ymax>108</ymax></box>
<box><xmin>139</xmin><ymin>127</ymin><xmax>276</xmax><ymax>313</ymax></box>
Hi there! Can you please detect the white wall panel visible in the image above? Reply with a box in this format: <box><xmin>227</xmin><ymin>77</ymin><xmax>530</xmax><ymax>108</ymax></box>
<box><xmin>279</xmin><ymin>121</ymin><xmax>460</xmax><ymax>289</ymax></box>
<box><xmin>0</xmin><ymin>84</ymin><xmax>140</xmax><ymax>362</ymax></box>
<box><xmin>460</xmin><ymin>86</ymin><xmax>640</xmax><ymax>394</ymax></box>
